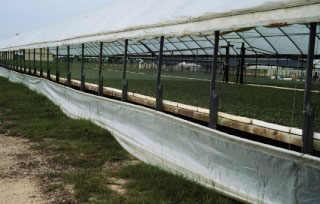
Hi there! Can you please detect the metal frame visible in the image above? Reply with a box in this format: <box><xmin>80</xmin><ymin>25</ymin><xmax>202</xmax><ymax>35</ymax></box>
<box><xmin>81</xmin><ymin>43</ymin><xmax>85</xmax><ymax>92</ymax></box>
<box><xmin>209</xmin><ymin>31</ymin><xmax>220</xmax><ymax>129</ymax></box>
<box><xmin>302</xmin><ymin>22</ymin><xmax>317</xmax><ymax>155</ymax></box>
<box><xmin>156</xmin><ymin>36</ymin><xmax>164</xmax><ymax>111</ymax></box>
<box><xmin>122</xmin><ymin>39</ymin><xmax>128</xmax><ymax>102</ymax></box>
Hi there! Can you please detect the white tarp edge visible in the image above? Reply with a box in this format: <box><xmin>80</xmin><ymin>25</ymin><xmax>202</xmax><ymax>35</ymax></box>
<box><xmin>1</xmin><ymin>67</ymin><xmax>320</xmax><ymax>204</ymax></box>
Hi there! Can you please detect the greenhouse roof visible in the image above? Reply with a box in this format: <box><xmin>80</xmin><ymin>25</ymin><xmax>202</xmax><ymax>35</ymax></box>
<box><xmin>1</xmin><ymin>0</ymin><xmax>320</xmax><ymax>57</ymax></box>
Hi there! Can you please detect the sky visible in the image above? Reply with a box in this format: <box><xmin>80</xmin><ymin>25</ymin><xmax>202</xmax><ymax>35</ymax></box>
<box><xmin>0</xmin><ymin>0</ymin><xmax>112</xmax><ymax>41</ymax></box>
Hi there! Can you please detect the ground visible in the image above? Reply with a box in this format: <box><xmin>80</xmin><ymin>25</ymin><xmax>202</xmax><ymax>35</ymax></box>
<box><xmin>0</xmin><ymin>133</ymin><xmax>52</xmax><ymax>204</ymax></box>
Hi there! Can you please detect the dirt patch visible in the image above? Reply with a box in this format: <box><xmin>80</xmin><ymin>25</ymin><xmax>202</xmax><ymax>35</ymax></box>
<box><xmin>108</xmin><ymin>177</ymin><xmax>128</xmax><ymax>195</ymax></box>
<box><xmin>102</xmin><ymin>157</ymin><xmax>140</xmax><ymax>171</ymax></box>
<box><xmin>0</xmin><ymin>134</ymin><xmax>73</xmax><ymax>203</ymax></box>
<box><xmin>103</xmin><ymin>157</ymin><xmax>140</xmax><ymax>195</ymax></box>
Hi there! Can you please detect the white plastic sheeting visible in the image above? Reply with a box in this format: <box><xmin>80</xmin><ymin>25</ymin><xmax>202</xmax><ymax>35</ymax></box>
<box><xmin>1</xmin><ymin>67</ymin><xmax>320</xmax><ymax>204</ymax></box>
<box><xmin>0</xmin><ymin>0</ymin><xmax>320</xmax><ymax>55</ymax></box>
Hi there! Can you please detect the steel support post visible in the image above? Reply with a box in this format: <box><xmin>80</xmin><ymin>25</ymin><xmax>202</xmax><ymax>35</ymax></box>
<box><xmin>28</xmin><ymin>49</ymin><xmax>31</xmax><ymax>74</ymax></box>
<box><xmin>302</xmin><ymin>22</ymin><xmax>317</xmax><ymax>155</ymax></box>
<box><xmin>66</xmin><ymin>45</ymin><xmax>71</xmax><ymax>87</ymax></box>
<box><xmin>255</xmin><ymin>56</ymin><xmax>258</xmax><ymax>77</ymax></box>
<box><xmin>56</xmin><ymin>46</ymin><xmax>59</xmax><ymax>83</ymax></box>
<box><xmin>81</xmin><ymin>44</ymin><xmax>85</xmax><ymax>92</ymax></box>
<box><xmin>13</xmin><ymin>51</ymin><xmax>15</xmax><ymax>70</ymax></box>
<box><xmin>276</xmin><ymin>57</ymin><xmax>279</xmax><ymax>79</ymax></box>
<box><xmin>40</xmin><ymin>48</ymin><xmax>43</xmax><ymax>77</ymax></box>
<box><xmin>224</xmin><ymin>42</ymin><xmax>230</xmax><ymax>83</ymax></box>
<box><xmin>209</xmin><ymin>31</ymin><xmax>220</xmax><ymax>129</ymax></box>
<box><xmin>33</xmin><ymin>49</ymin><xmax>36</xmax><ymax>75</ymax></box>
<box><xmin>156</xmin><ymin>36</ymin><xmax>164</xmax><ymax>111</ymax></box>
<box><xmin>98</xmin><ymin>42</ymin><xmax>103</xmax><ymax>96</ymax></box>
<box><xmin>23</xmin><ymin>50</ymin><xmax>26</xmax><ymax>73</ymax></box>
<box><xmin>240</xmin><ymin>43</ymin><xmax>245</xmax><ymax>84</ymax></box>
<box><xmin>47</xmin><ymin>47</ymin><xmax>50</xmax><ymax>79</ymax></box>
<box><xmin>6</xmin><ymin>52</ymin><xmax>8</xmax><ymax>69</ymax></box>
<box><xmin>3</xmin><ymin>52</ymin><xmax>5</xmax><ymax>67</ymax></box>
<box><xmin>19</xmin><ymin>50</ymin><xmax>22</xmax><ymax>72</ymax></box>
<box><xmin>122</xmin><ymin>40</ymin><xmax>128</xmax><ymax>102</ymax></box>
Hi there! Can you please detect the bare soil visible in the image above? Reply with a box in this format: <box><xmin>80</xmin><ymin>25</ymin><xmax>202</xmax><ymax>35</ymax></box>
<box><xmin>0</xmin><ymin>133</ymin><xmax>71</xmax><ymax>203</ymax></box>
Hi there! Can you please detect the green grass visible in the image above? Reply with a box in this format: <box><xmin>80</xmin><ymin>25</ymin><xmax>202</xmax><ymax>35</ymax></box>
<box><xmin>0</xmin><ymin>77</ymin><xmax>237</xmax><ymax>204</ymax></box>
<box><xmin>7</xmin><ymin>60</ymin><xmax>320</xmax><ymax>131</ymax></box>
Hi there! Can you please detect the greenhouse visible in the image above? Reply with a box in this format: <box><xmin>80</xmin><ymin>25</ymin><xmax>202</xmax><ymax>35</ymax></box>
<box><xmin>0</xmin><ymin>0</ymin><xmax>320</xmax><ymax>203</ymax></box>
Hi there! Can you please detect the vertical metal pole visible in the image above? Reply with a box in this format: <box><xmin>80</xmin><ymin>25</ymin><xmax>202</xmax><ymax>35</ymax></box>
<box><xmin>224</xmin><ymin>42</ymin><xmax>230</xmax><ymax>83</ymax></box>
<box><xmin>47</xmin><ymin>47</ymin><xmax>50</xmax><ymax>79</ymax></box>
<box><xmin>81</xmin><ymin>43</ymin><xmax>85</xmax><ymax>91</ymax></box>
<box><xmin>14</xmin><ymin>50</ymin><xmax>16</xmax><ymax>70</ymax></box>
<box><xmin>67</xmin><ymin>45</ymin><xmax>71</xmax><ymax>87</ymax></box>
<box><xmin>209</xmin><ymin>31</ymin><xmax>220</xmax><ymax>129</ymax></box>
<box><xmin>156</xmin><ymin>36</ymin><xmax>164</xmax><ymax>111</ymax></box>
<box><xmin>276</xmin><ymin>57</ymin><xmax>279</xmax><ymax>79</ymax></box>
<box><xmin>122</xmin><ymin>40</ymin><xmax>128</xmax><ymax>101</ymax></box>
<box><xmin>240</xmin><ymin>42</ymin><xmax>245</xmax><ymax>84</ymax></box>
<box><xmin>56</xmin><ymin>46</ymin><xmax>59</xmax><ymax>83</ymax></box>
<box><xmin>28</xmin><ymin>49</ymin><xmax>31</xmax><ymax>74</ymax></box>
<box><xmin>40</xmin><ymin>48</ymin><xmax>43</xmax><ymax>77</ymax></box>
<box><xmin>5</xmin><ymin>51</ymin><xmax>7</xmax><ymax>69</ymax></box>
<box><xmin>98</xmin><ymin>42</ymin><xmax>103</xmax><ymax>96</ymax></box>
<box><xmin>33</xmin><ymin>48</ymin><xmax>36</xmax><ymax>75</ymax></box>
<box><xmin>255</xmin><ymin>56</ymin><xmax>258</xmax><ymax>77</ymax></box>
<box><xmin>23</xmin><ymin>49</ymin><xmax>26</xmax><ymax>72</ymax></box>
<box><xmin>302</xmin><ymin>22</ymin><xmax>317</xmax><ymax>155</ymax></box>
<box><xmin>19</xmin><ymin>50</ymin><xmax>22</xmax><ymax>71</ymax></box>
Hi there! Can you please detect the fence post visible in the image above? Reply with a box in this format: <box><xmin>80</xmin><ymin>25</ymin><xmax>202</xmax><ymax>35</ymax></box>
<box><xmin>255</xmin><ymin>56</ymin><xmax>258</xmax><ymax>77</ymax></box>
<box><xmin>47</xmin><ymin>47</ymin><xmax>50</xmax><ymax>79</ymax></box>
<box><xmin>33</xmin><ymin>48</ymin><xmax>36</xmax><ymax>75</ymax></box>
<box><xmin>240</xmin><ymin>42</ymin><xmax>245</xmax><ymax>84</ymax></box>
<box><xmin>81</xmin><ymin>43</ymin><xmax>85</xmax><ymax>92</ymax></box>
<box><xmin>98</xmin><ymin>42</ymin><xmax>103</xmax><ymax>96</ymax></box>
<box><xmin>56</xmin><ymin>46</ymin><xmax>59</xmax><ymax>83</ymax></box>
<box><xmin>28</xmin><ymin>49</ymin><xmax>31</xmax><ymax>74</ymax></box>
<box><xmin>13</xmin><ymin>50</ymin><xmax>16</xmax><ymax>70</ymax></box>
<box><xmin>302</xmin><ymin>22</ymin><xmax>317</xmax><ymax>155</ymax></box>
<box><xmin>67</xmin><ymin>45</ymin><xmax>71</xmax><ymax>87</ymax></box>
<box><xmin>224</xmin><ymin>42</ymin><xmax>230</xmax><ymax>83</ymax></box>
<box><xmin>122</xmin><ymin>40</ymin><xmax>128</xmax><ymax>102</ymax></box>
<box><xmin>18</xmin><ymin>50</ymin><xmax>22</xmax><ymax>72</ymax></box>
<box><xmin>23</xmin><ymin>49</ymin><xmax>26</xmax><ymax>73</ymax></box>
<box><xmin>40</xmin><ymin>48</ymin><xmax>43</xmax><ymax>77</ymax></box>
<box><xmin>156</xmin><ymin>36</ymin><xmax>164</xmax><ymax>111</ymax></box>
<box><xmin>276</xmin><ymin>57</ymin><xmax>279</xmax><ymax>79</ymax></box>
<box><xmin>209</xmin><ymin>31</ymin><xmax>220</xmax><ymax>129</ymax></box>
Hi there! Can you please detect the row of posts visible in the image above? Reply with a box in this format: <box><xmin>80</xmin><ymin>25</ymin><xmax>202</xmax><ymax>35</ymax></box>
<box><xmin>0</xmin><ymin>23</ymin><xmax>317</xmax><ymax>155</ymax></box>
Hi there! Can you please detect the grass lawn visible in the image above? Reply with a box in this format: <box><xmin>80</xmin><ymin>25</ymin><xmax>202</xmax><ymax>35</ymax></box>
<box><xmin>0</xmin><ymin>77</ymin><xmax>238</xmax><ymax>204</ymax></box>
<box><xmin>7</xmin><ymin>60</ymin><xmax>320</xmax><ymax>131</ymax></box>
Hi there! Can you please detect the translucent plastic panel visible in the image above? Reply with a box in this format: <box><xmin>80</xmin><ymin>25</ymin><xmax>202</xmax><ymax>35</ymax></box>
<box><xmin>266</xmin><ymin>36</ymin><xmax>301</xmax><ymax>54</ymax></box>
<box><xmin>172</xmin><ymin>42</ymin><xmax>188</xmax><ymax>50</ymax></box>
<box><xmin>167</xmin><ymin>38</ymin><xmax>181</xmax><ymax>43</ymax></box>
<box><xmin>180</xmin><ymin>50</ymin><xmax>194</xmax><ymax>55</ymax></box>
<box><xmin>195</xmin><ymin>40</ymin><xmax>212</xmax><ymax>49</ymax></box>
<box><xmin>127</xmin><ymin>46</ymin><xmax>136</xmax><ymax>54</ymax></box>
<box><xmin>183</xmin><ymin>41</ymin><xmax>200</xmax><ymax>49</ymax></box>
<box><xmin>164</xmin><ymin>42</ymin><xmax>177</xmax><ymax>51</ymax></box>
<box><xmin>102</xmin><ymin>47</ymin><xmax>115</xmax><ymax>55</ymax></box>
<box><xmin>135</xmin><ymin>44</ymin><xmax>149</xmax><ymax>53</ymax></box>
